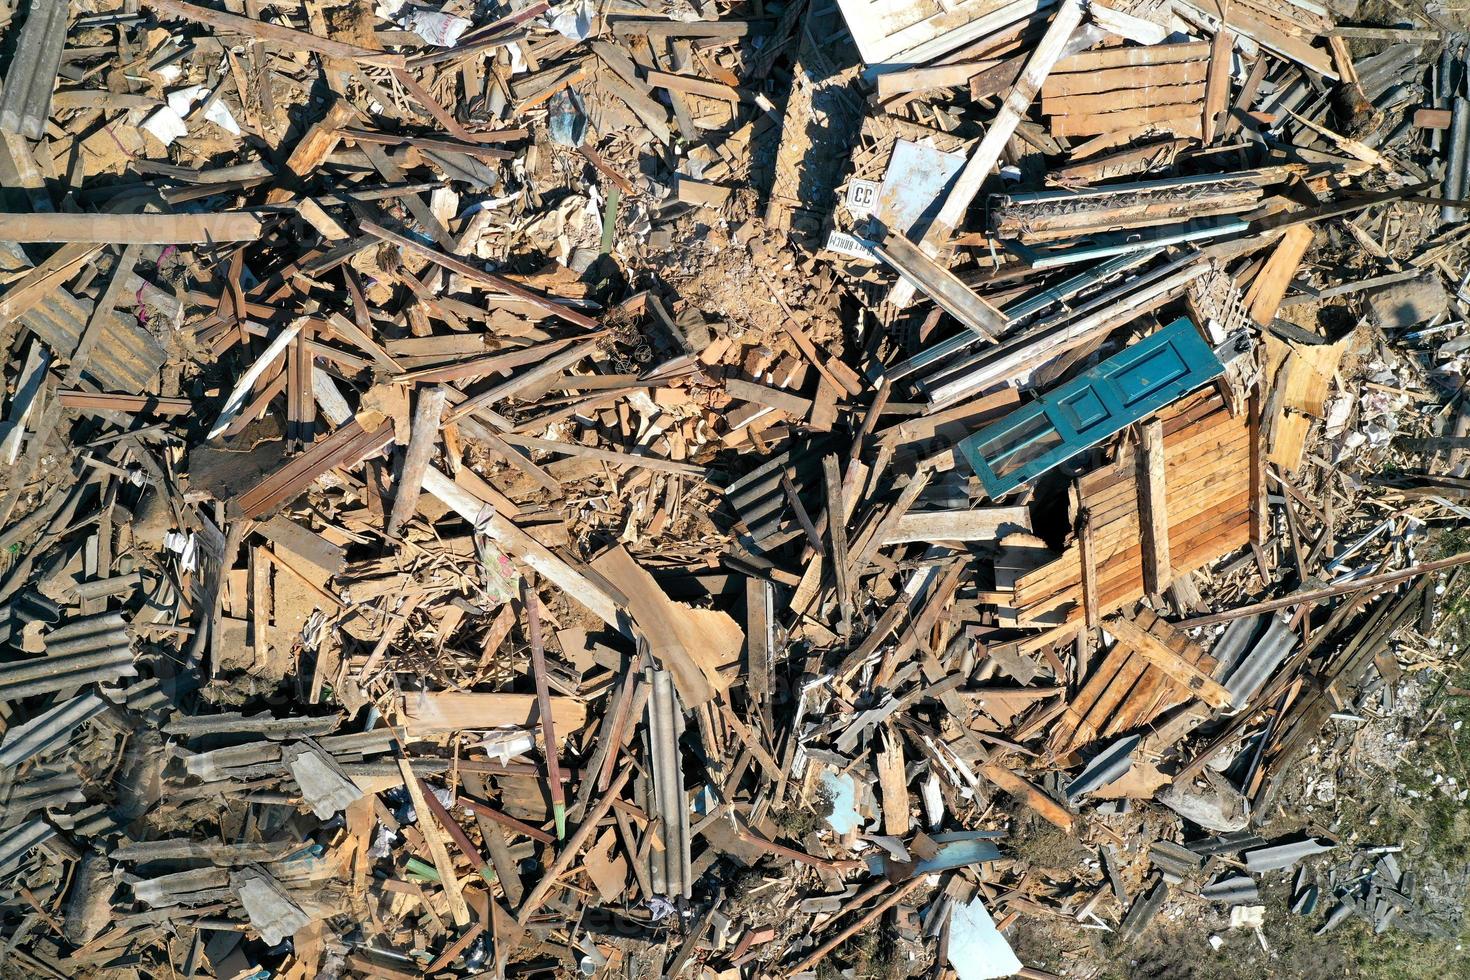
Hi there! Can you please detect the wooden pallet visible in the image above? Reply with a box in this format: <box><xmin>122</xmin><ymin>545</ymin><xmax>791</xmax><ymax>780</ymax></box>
<box><xmin>1049</xmin><ymin>607</ymin><xmax>1219</xmax><ymax>759</ymax></box>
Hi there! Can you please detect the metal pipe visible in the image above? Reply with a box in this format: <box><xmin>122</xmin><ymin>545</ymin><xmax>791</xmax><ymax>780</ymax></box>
<box><xmin>45</xmin><ymin>631</ymin><xmax>131</xmax><ymax>657</ymax></box>
<box><xmin>72</xmin><ymin>572</ymin><xmax>143</xmax><ymax>602</ymax></box>
<box><xmin>44</xmin><ymin>611</ymin><xmax>126</xmax><ymax>644</ymax></box>
<box><xmin>1442</xmin><ymin>96</ymin><xmax>1468</xmax><ymax>223</ymax></box>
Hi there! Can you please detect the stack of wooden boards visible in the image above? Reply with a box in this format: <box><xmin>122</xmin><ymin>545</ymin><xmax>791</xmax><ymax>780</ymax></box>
<box><xmin>1040</xmin><ymin>40</ymin><xmax>1229</xmax><ymax>143</ymax></box>
<box><xmin>1007</xmin><ymin>389</ymin><xmax>1253</xmax><ymax>626</ymax></box>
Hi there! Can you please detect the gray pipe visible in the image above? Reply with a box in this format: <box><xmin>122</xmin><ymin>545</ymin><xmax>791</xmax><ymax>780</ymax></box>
<box><xmin>45</xmin><ymin>611</ymin><xmax>126</xmax><ymax>644</ymax></box>
<box><xmin>0</xmin><ymin>649</ymin><xmax>134</xmax><ymax>693</ymax></box>
<box><xmin>1442</xmin><ymin>96</ymin><xmax>1469</xmax><ymax>223</ymax></box>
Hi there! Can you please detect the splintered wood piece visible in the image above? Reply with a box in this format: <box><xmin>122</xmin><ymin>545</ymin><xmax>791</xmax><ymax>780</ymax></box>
<box><xmin>522</xmin><ymin>578</ymin><xmax>566</xmax><ymax>840</ymax></box>
<box><xmin>394</xmin><ymin>753</ymin><xmax>471</xmax><ymax>927</ymax></box>
<box><xmin>822</xmin><ymin>454</ymin><xmax>853</xmax><ymax>637</ymax></box>
<box><xmin>1105</xmin><ymin>612</ymin><xmax>1231</xmax><ymax>708</ymax></box>
<box><xmin>876</xmin><ymin>726</ymin><xmax>909</xmax><ymax>836</ymax></box>
<box><xmin>1135</xmin><ymin>420</ymin><xmax>1172</xmax><ymax>597</ymax></box>
<box><xmin>266</xmin><ymin>100</ymin><xmax>356</xmax><ymax>204</ymax></box>
<box><xmin>1244</xmin><ymin>225</ymin><xmax>1314</xmax><ymax>325</ymax></box>
<box><xmin>385</xmin><ymin>387</ymin><xmax>447</xmax><ymax>538</ymax></box>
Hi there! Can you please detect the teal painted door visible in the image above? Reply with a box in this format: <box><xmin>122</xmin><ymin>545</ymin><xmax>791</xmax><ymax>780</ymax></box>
<box><xmin>959</xmin><ymin>318</ymin><xmax>1224</xmax><ymax>498</ymax></box>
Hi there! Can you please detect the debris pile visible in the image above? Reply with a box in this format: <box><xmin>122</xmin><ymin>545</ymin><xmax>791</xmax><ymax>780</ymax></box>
<box><xmin>0</xmin><ymin>0</ymin><xmax>1468</xmax><ymax>976</ymax></box>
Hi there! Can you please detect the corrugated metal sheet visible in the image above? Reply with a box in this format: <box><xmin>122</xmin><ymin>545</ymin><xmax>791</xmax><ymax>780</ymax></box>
<box><xmin>1221</xmin><ymin>615</ymin><xmax>1297</xmax><ymax>708</ymax></box>
<box><xmin>3</xmin><ymin>768</ymin><xmax>83</xmax><ymax>815</ymax></box>
<box><xmin>1244</xmin><ymin>837</ymin><xmax>1335</xmax><ymax>873</ymax></box>
<box><xmin>131</xmin><ymin>866</ymin><xmax>231</xmax><ymax>907</ymax></box>
<box><xmin>0</xmin><ymin>819</ymin><xmax>55</xmax><ymax>877</ymax></box>
<box><xmin>0</xmin><ymin>0</ymin><xmax>70</xmax><ymax>140</ymax></box>
<box><xmin>1149</xmin><ymin>840</ymin><xmax>1202</xmax><ymax>882</ymax></box>
<box><xmin>17</xmin><ymin>287</ymin><xmax>166</xmax><ymax>394</ymax></box>
<box><xmin>0</xmin><ymin>692</ymin><xmax>106</xmax><ymax>768</ymax></box>
<box><xmin>164</xmin><ymin>711</ymin><xmax>342</xmax><ymax>740</ymax></box>
<box><xmin>723</xmin><ymin>443</ymin><xmax>825</xmax><ymax>551</ymax></box>
<box><xmin>1187</xmin><ymin>830</ymin><xmax>1268</xmax><ymax>856</ymax></box>
<box><xmin>0</xmin><ymin>612</ymin><xmax>135</xmax><ymax>702</ymax></box>
<box><xmin>1066</xmin><ymin>734</ymin><xmax>1140</xmax><ymax>800</ymax></box>
<box><xmin>1119</xmin><ymin>875</ymin><xmax>1168</xmax><ymax>940</ymax></box>
<box><xmin>1201</xmin><ymin>874</ymin><xmax>1260</xmax><ymax>904</ymax></box>
<box><xmin>52</xmin><ymin>802</ymin><xmax>120</xmax><ymax>840</ymax></box>
<box><xmin>1211</xmin><ymin>615</ymin><xmax>1261</xmax><ymax>677</ymax></box>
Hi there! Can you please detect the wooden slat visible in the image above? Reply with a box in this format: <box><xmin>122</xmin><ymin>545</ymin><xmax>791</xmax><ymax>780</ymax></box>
<box><xmin>1051</xmin><ymin>104</ymin><xmax>1211</xmax><ymax>137</ymax></box>
<box><xmin>1203</xmin><ymin>29</ymin><xmax>1234</xmax><ymax>142</ymax></box>
<box><xmin>1136</xmin><ymin>419</ymin><xmax>1171</xmax><ymax>597</ymax></box>
<box><xmin>1052</xmin><ymin>40</ymin><xmax>1211</xmax><ymax>73</ymax></box>
<box><xmin>1043</xmin><ymin>83</ymin><xmax>1205</xmax><ymax>116</ymax></box>
<box><xmin>979</xmin><ymin>762</ymin><xmax>1073</xmax><ymax>831</ymax></box>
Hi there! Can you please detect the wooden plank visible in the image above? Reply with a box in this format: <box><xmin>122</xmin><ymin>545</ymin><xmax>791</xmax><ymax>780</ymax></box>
<box><xmin>589</xmin><ymin>545</ymin><xmax>741</xmax><ymax>706</ymax></box>
<box><xmin>979</xmin><ymin>761</ymin><xmax>1073</xmax><ymax>831</ymax></box>
<box><xmin>645</xmin><ymin>70</ymin><xmax>741</xmax><ymax>103</ymax></box>
<box><xmin>1203</xmin><ymin>29</ymin><xmax>1234</xmax><ymax>143</ymax></box>
<box><xmin>1042</xmin><ymin>83</ymin><xmax>1204</xmax><ymax>116</ymax></box>
<box><xmin>1051</xmin><ymin>104</ymin><xmax>1211</xmax><ymax>137</ymax></box>
<box><xmin>876</xmin><ymin>727</ymin><xmax>909</xmax><ymax>836</ymax></box>
<box><xmin>142</xmin><ymin>0</ymin><xmax>403</xmax><ymax>66</ymax></box>
<box><xmin>496</xmin><ymin>432</ymin><xmax>705</xmax><ymax>478</ymax></box>
<box><xmin>1043</xmin><ymin>60</ymin><xmax>1208</xmax><ymax>98</ymax></box>
<box><xmin>399</xmin><ymin>691</ymin><xmax>587</xmax><ymax>735</ymax></box>
<box><xmin>725</xmin><ymin>378</ymin><xmax>813</xmax><ymax>419</ymax></box>
<box><xmin>393</xmin><ymin>753</ymin><xmax>471</xmax><ymax>926</ymax></box>
<box><xmin>1051</xmin><ymin>40</ymin><xmax>1210</xmax><ymax>74</ymax></box>
<box><xmin>0</xmin><ymin>211</ymin><xmax>266</xmax><ymax>243</ymax></box>
<box><xmin>1078</xmin><ymin>509</ymin><xmax>1100</xmax><ymax>632</ymax></box>
<box><xmin>423</xmin><ymin>466</ymin><xmax>626</xmax><ymax>634</ymax></box>
<box><xmin>884</xmin><ymin>507</ymin><xmax>1030</xmax><ymax>544</ymax></box>
<box><xmin>1136</xmin><ymin>419</ymin><xmax>1171</xmax><ymax>597</ymax></box>
<box><xmin>589</xmin><ymin>41</ymin><xmax>672</xmax><ymax>144</ymax></box>
<box><xmin>1244</xmin><ymin>225</ymin><xmax>1314</xmax><ymax>324</ymax></box>
<box><xmin>877</xmin><ymin>59</ymin><xmax>1000</xmax><ymax>100</ymax></box>
<box><xmin>823</xmin><ymin>454</ymin><xmax>853</xmax><ymax>638</ymax></box>
<box><xmin>1105</xmin><ymin>613</ymin><xmax>1231</xmax><ymax>708</ymax></box>
<box><xmin>360</xmin><ymin>219</ymin><xmax>597</xmax><ymax>329</ymax></box>
<box><xmin>1248</xmin><ymin>390</ymin><xmax>1268</xmax><ymax>547</ymax></box>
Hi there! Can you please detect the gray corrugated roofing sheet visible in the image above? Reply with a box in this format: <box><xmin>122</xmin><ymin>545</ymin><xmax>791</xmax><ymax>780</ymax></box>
<box><xmin>1224</xmin><ymin>616</ymin><xmax>1297</xmax><ymax>708</ymax></box>
<box><xmin>17</xmin><ymin>288</ymin><xmax>166</xmax><ymax>394</ymax></box>
<box><xmin>0</xmin><ymin>0</ymin><xmax>70</xmax><ymax>140</ymax></box>
<box><xmin>1149</xmin><ymin>840</ymin><xmax>1202</xmax><ymax>882</ymax></box>
<box><xmin>0</xmin><ymin>818</ymin><xmax>55</xmax><ymax>877</ymax></box>
<box><xmin>1244</xmin><ymin>837</ymin><xmax>1335</xmax><ymax>873</ymax></box>
<box><xmin>0</xmin><ymin>645</ymin><xmax>136</xmax><ymax>702</ymax></box>
<box><xmin>1066</xmin><ymin>733</ymin><xmax>1141</xmax><ymax>801</ymax></box>
<box><xmin>1202</xmin><ymin>875</ymin><xmax>1260</xmax><ymax>904</ymax></box>
<box><xmin>0</xmin><ymin>692</ymin><xmax>107</xmax><ymax>768</ymax></box>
